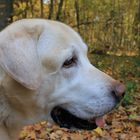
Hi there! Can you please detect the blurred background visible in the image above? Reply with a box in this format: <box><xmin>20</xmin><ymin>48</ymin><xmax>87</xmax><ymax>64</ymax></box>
<box><xmin>0</xmin><ymin>0</ymin><xmax>139</xmax><ymax>139</ymax></box>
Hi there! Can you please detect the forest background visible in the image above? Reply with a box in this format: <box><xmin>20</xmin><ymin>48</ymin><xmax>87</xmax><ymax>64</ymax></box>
<box><xmin>0</xmin><ymin>0</ymin><xmax>140</xmax><ymax>139</ymax></box>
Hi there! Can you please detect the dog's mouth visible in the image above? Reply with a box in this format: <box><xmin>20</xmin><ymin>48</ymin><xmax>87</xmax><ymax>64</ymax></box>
<box><xmin>51</xmin><ymin>106</ymin><xmax>105</xmax><ymax>130</ymax></box>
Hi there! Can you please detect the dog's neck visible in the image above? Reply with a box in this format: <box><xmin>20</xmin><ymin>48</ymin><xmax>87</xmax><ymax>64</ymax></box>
<box><xmin>0</xmin><ymin>124</ymin><xmax>21</xmax><ymax>140</ymax></box>
<box><xmin>0</xmin><ymin>75</ymin><xmax>47</xmax><ymax>140</ymax></box>
<box><xmin>0</xmin><ymin>87</ymin><xmax>20</xmax><ymax>140</ymax></box>
<box><xmin>0</xmin><ymin>125</ymin><xmax>11</xmax><ymax>140</ymax></box>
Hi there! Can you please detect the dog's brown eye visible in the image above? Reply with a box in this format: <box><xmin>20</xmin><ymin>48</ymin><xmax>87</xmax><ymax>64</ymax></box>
<box><xmin>63</xmin><ymin>57</ymin><xmax>77</xmax><ymax>68</ymax></box>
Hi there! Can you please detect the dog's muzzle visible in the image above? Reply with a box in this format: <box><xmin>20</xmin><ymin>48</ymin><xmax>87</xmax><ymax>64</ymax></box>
<box><xmin>51</xmin><ymin>82</ymin><xmax>125</xmax><ymax>130</ymax></box>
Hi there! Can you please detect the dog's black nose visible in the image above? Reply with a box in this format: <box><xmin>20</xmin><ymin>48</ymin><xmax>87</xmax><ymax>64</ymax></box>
<box><xmin>112</xmin><ymin>82</ymin><xmax>125</xmax><ymax>101</ymax></box>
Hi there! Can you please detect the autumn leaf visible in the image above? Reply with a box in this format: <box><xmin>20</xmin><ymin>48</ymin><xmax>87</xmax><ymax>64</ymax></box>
<box><xmin>94</xmin><ymin>127</ymin><xmax>103</xmax><ymax>136</ymax></box>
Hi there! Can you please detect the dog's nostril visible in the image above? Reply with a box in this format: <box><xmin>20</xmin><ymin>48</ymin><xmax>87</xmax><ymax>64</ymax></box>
<box><xmin>111</xmin><ymin>91</ymin><xmax>122</xmax><ymax>102</ymax></box>
<box><xmin>114</xmin><ymin>83</ymin><xmax>125</xmax><ymax>97</ymax></box>
<box><xmin>111</xmin><ymin>82</ymin><xmax>125</xmax><ymax>102</ymax></box>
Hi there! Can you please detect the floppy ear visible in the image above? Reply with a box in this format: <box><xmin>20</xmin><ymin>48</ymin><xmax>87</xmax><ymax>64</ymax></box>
<box><xmin>0</xmin><ymin>33</ymin><xmax>42</xmax><ymax>90</ymax></box>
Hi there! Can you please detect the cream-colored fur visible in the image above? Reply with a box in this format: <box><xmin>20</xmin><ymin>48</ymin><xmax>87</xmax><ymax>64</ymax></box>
<box><xmin>0</xmin><ymin>19</ymin><xmax>122</xmax><ymax>140</ymax></box>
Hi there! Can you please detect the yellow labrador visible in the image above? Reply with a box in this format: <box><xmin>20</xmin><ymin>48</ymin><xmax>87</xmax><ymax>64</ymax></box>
<box><xmin>0</xmin><ymin>19</ymin><xmax>125</xmax><ymax>140</ymax></box>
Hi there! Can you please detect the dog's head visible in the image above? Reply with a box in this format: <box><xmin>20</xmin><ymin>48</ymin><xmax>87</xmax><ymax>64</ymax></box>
<box><xmin>0</xmin><ymin>19</ymin><xmax>125</xmax><ymax>130</ymax></box>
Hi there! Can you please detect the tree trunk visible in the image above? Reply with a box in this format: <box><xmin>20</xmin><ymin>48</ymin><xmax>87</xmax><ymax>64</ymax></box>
<box><xmin>0</xmin><ymin>0</ymin><xmax>13</xmax><ymax>30</ymax></box>
<box><xmin>74</xmin><ymin>0</ymin><xmax>80</xmax><ymax>33</ymax></box>
<box><xmin>111</xmin><ymin>0</ymin><xmax>116</xmax><ymax>77</ymax></box>
<box><xmin>56</xmin><ymin>0</ymin><xmax>64</xmax><ymax>21</ymax></box>
<box><xmin>30</xmin><ymin>0</ymin><xmax>34</xmax><ymax>17</ymax></box>
<box><xmin>133</xmin><ymin>0</ymin><xmax>140</xmax><ymax>54</ymax></box>
<box><xmin>48</xmin><ymin>0</ymin><xmax>53</xmax><ymax>19</ymax></box>
<box><xmin>40</xmin><ymin>0</ymin><xmax>44</xmax><ymax>17</ymax></box>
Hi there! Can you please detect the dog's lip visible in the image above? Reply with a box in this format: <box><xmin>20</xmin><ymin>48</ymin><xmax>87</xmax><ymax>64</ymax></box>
<box><xmin>51</xmin><ymin>106</ymin><xmax>105</xmax><ymax>130</ymax></box>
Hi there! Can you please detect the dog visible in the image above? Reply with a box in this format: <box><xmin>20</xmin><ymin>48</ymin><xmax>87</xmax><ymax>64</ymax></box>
<box><xmin>0</xmin><ymin>19</ymin><xmax>125</xmax><ymax>140</ymax></box>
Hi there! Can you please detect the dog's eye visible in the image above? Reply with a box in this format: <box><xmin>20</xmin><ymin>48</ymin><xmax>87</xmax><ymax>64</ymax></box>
<box><xmin>63</xmin><ymin>56</ymin><xmax>77</xmax><ymax>68</ymax></box>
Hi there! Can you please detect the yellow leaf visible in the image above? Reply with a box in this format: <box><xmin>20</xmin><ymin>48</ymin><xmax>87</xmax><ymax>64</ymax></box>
<box><xmin>30</xmin><ymin>131</ymin><xmax>36</xmax><ymax>139</ymax></box>
<box><xmin>20</xmin><ymin>130</ymin><xmax>28</xmax><ymax>138</ymax></box>
<box><xmin>114</xmin><ymin>128</ymin><xmax>122</xmax><ymax>133</ymax></box>
<box><xmin>94</xmin><ymin>127</ymin><xmax>103</xmax><ymax>136</ymax></box>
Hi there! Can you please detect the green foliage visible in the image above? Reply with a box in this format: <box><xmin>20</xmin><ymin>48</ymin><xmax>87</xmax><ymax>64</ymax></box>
<box><xmin>127</xmin><ymin>81</ymin><xmax>137</xmax><ymax>92</ymax></box>
<box><xmin>134</xmin><ymin>56</ymin><xmax>140</xmax><ymax>66</ymax></box>
<box><xmin>119</xmin><ymin>56</ymin><xmax>140</xmax><ymax>79</ymax></box>
<box><xmin>128</xmin><ymin>113</ymin><xmax>137</xmax><ymax>120</ymax></box>
<box><xmin>122</xmin><ymin>81</ymin><xmax>137</xmax><ymax>106</ymax></box>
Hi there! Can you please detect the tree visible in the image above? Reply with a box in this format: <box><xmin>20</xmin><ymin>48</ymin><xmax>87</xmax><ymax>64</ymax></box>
<box><xmin>40</xmin><ymin>0</ymin><xmax>44</xmax><ymax>17</ymax></box>
<box><xmin>0</xmin><ymin>0</ymin><xmax>13</xmax><ymax>30</ymax></box>
<box><xmin>56</xmin><ymin>0</ymin><xmax>64</xmax><ymax>21</ymax></box>
<box><xmin>133</xmin><ymin>0</ymin><xmax>140</xmax><ymax>53</ymax></box>
<box><xmin>48</xmin><ymin>0</ymin><xmax>53</xmax><ymax>19</ymax></box>
<box><xmin>74</xmin><ymin>0</ymin><xmax>80</xmax><ymax>33</ymax></box>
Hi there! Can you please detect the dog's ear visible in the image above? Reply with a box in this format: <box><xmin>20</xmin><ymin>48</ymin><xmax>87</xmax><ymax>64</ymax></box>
<box><xmin>0</xmin><ymin>33</ymin><xmax>42</xmax><ymax>90</ymax></box>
